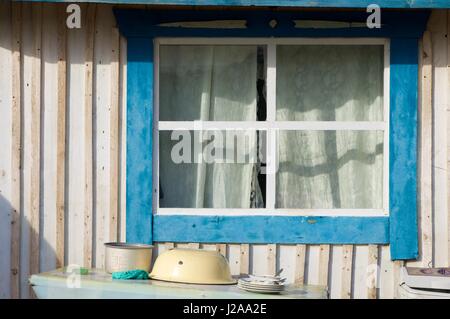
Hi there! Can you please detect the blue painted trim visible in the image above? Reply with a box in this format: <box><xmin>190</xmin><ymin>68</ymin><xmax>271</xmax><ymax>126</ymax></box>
<box><xmin>115</xmin><ymin>9</ymin><xmax>430</xmax><ymax>39</ymax></box>
<box><xmin>389</xmin><ymin>38</ymin><xmax>419</xmax><ymax>260</ymax></box>
<box><xmin>125</xmin><ymin>38</ymin><xmax>154</xmax><ymax>244</ymax></box>
<box><xmin>118</xmin><ymin>8</ymin><xmax>427</xmax><ymax>259</ymax></box>
<box><xmin>20</xmin><ymin>0</ymin><xmax>450</xmax><ymax>9</ymax></box>
<box><xmin>153</xmin><ymin>216</ymin><xmax>389</xmax><ymax>244</ymax></box>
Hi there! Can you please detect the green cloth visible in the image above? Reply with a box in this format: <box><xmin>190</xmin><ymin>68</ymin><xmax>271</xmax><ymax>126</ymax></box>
<box><xmin>112</xmin><ymin>270</ymin><xmax>149</xmax><ymax>280</ymax></box>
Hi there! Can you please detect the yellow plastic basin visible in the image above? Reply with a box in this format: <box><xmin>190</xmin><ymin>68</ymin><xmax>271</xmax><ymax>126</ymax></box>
<box><xmin>150</xmin><ymin>248</ymin><xmax>236</xmax><ymax>285</ymax></box>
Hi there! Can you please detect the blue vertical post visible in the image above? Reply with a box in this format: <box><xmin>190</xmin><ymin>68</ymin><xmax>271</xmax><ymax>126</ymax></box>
<box><xmin>126</xmin><ymin>37</ymin><xmax>154</xmax><ymax>244</ymax></box>
<box><xmin>389</xmin><ymin>38</ymin><xmax>419</xmax><ymax>260</ymax></box>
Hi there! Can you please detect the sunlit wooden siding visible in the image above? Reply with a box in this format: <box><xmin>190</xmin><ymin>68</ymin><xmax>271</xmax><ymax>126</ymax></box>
<box><xmin>0</xmin><ymin>3</ymin><xmax>448</xmax><ymax>299</ymax></box>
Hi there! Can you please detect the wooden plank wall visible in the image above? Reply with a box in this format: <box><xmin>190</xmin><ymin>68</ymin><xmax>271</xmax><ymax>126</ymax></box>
<box><xmin>0</xmin><ymin>3</ymin><xmax>449</xmax><ymax>299</ymax></box>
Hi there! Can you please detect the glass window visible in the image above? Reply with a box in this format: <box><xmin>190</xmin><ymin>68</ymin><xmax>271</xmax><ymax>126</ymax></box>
<box><xmin>155</xmin><ymin>39</ymin><xmax>389</xmax><ymax>215</ymax></box>
<box><xmin>159</xmin><ymin>45</ymin><xmax>260</xmax><ymax>121</ymax></box>
<box><xmin>276</xmin><ymin>45</ymin><xmax>384</xmax><ymax>121</ymax></box>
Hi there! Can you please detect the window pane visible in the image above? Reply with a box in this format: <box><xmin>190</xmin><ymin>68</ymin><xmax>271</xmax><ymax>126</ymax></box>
<box><xmin>276</xmin><ymin>45</ymin><xmax>384</xmax><ymax>121</ymax></box>
<box><xmin>159</xmin><ymin>130</ymin><xmax>265</xmax><ymax>208</ymax></box>
<box><xmin>159</xmin><ymin>45</ymin><xmax>262</xmax><ymax>121</ymax></box>
<box><xmin>277</xmin><ymin>130</ymin><xmax>384</xmax><ymax>209</ymax></box>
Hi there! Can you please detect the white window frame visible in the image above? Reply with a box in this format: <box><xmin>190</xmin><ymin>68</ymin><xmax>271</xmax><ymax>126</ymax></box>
<box><xmin>153</xmin><ymin>37</ymin><xmax>390</xmax><ymax>217</ymax></box>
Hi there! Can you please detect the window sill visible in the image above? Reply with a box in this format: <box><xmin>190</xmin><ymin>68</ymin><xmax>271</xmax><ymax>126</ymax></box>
<box><xmin>151</xmin><ymin>215</ymin><xmax>389</xmax><ymax>244</ymax></box>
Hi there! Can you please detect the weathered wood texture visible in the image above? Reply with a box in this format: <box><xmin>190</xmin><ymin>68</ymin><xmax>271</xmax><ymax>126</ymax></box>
<box><xmin>0</xmin><ymin>3</ymin><xmax>449</xmax><ymax>299</ymax></box>
<box><xmin>427</xmin><ymin>10</ymin><xmax>449</xmax><ymax>268</ymax></box>
<box><xmin>55</xmin><ymin>3</ymin><xmax>67</xmax><ymax>270</ymax></box>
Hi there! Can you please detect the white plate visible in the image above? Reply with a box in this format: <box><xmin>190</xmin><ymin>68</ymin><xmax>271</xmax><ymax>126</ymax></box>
<box><xmin>238</xmin><ymin>287</ymin><xmax>283</xmax><ymax>292</ymax></box>
<box><xmin>237</xmin><ymin>286</ymin><xmax>284</xmax><ymax>294</ymax></box>
<box><xmin>239</xmin><ymin>278</ymin><xmax>285</xmax><ymax>285</ymax></box>
<box><xmin>238</xmin><ymin>280</ymin><xmax>284</xmax><ymax>289</ymax></box>
<box><xmin>238</xmin><ymin>283</ymin><xmax>285</xmax><ymax>291</ymax></box>
<box><xmin>238</xmin><ymin>283</ymin><xmax>284</xmax><ymax>289</ymax></box>
<box><xmin>248</xmin><ymin>274</ymin><xmax>284</xmax><ymax>282</ymax></box>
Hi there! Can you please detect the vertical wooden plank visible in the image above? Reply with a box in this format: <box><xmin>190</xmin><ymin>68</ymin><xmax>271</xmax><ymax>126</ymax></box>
<box><xmin>83</xmin><ymin>4</ymin><xmax>96</xmax><ymax>268</ymax></box>
<box><xmin>277</xmin><ymin>245</ymin><xmax>297</xmax><ymax>284</ymax></box>
<box><xmin>227</xmin><ymin>244</ymin><xmax>241</xmax><ymax>276</ymax></box>
<box><xmin>318</xmin><ymin>244</ymin><xmax>330</xmax><ymax>287</ymax></box>
<box><xmin>393</xmin><ymin>260</ymin><xmax>404</xmax><ymax>298</ymax></box>
<box><xmin>109</xmin><ymin>22</ymin><xmax>120</xmax><ymax>244</ymax></box>
<box><xmin>66</xmin><ymin>3</ymin><xmax>86</xmax><ymax>266</ymax></box>
<box><xmin>329</xmin><ymin>245</ymin><xmax>343</xmax><ymax>298</ymax></box>
<box><xmin>294</xmin><ymin>244</ymin><xmax>306</xmax><ymax>284</ymax></box>
<box><xmin>29</xmin><ymin>4</ymin><xmax>42</xmax><ymax>297</ymax></box>
<box><xmin>419</xmin><ymin>31</ymin><xmax>433</xmax><ymax>268</ymax></box>
<box><xmin>239</xmin><ymin>244</ymin><xmax>249</xmax><ymax>275</ymax></box>
<box><xmin>305</xmin><ymin>245</ymin><xmax>320</xmax><ymax>285</ymax></box>
<box><xmin>341</xmin><ymin>245</ymin><xmax>353</xmax><ymax>299</ymax></box>
<box><xmin>118</xmin><ymin>35</ymin><xmax>127</xmax><ymax>242</ymax></box>
<box><xmin>367</xmin><ymin>245</ymin><xmax>379</xmax><ymax>299</ymax></box>
<box><xmin>0</xmin><ymin>0</ymin><xmax>13</xmax><ymax>299</ymax></box>
<box><xmin>55</xmin><ymin>4</ymin><xmax>67</xmax><ymax>269</ymax></box>
<box><xmin>429</xmin><ymin>10</ymin><xmax>449</xmax><ymax>267</ymax></box>
<box><xmin>216</xmin><ymin>244</ymin><xmax>227</xmax><ymax>257</ymax></box>
<box><xmin>21</xmin><ymin>1</ymin><xmax>33</xmax><ymax>299</ymax></box>
<box><xmin>267</xmin><ymin>244</ymin><xmax>276</xmax><ymax>276</ymax></box>
<box><xmin>251</xmin><ymin>244</ymin><xmax>267</xmax><ymax>276</ymax></box>
<box><xmin>10</xmin><ymin>1</ymin><xmax>21</xmax><ymax>300</ymax></box>
<box><xmin>378</xmin><ymin>245</ymin><xmax>394</xmax><ymax>298</ymax></box>
<box><xmin>16</xmin><ymin>3</ymin><xmax>43</xmax><ymax>298</ymax></box>
<box><xmin>93</xmin><ymin>4</ymin><xmax>112</xmax><ymax>269</ymax></box>
<box><xmin>352</xmin><ymin>245</ymin><xmax>370</xmax><ymax>299</ymax></box>
<box><xmin>40</xmin><ymin>3</ymin><xmax>58</xmax><ymax>274</ymax></box>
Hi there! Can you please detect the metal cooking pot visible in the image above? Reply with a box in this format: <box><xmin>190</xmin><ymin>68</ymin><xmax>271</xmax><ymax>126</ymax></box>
<box><xmin>104</xmin><ymin>242</ymin><xmax>154</xmax><ymax>273</ymax></box>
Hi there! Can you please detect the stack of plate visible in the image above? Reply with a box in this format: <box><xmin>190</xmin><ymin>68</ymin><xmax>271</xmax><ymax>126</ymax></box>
<box><xmin>237</xmin><ymin>275</ymin><xmax>286</xmax><ymax>294</ymax></box>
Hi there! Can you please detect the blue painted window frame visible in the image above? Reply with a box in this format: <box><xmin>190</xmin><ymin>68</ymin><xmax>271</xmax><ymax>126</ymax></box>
<box><xmin>115</xmin><ymin>8</ymin><xmax>430</xmax><ymax>260</ymax></box>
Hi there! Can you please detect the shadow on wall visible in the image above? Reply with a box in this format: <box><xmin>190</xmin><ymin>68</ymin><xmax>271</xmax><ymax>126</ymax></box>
<box><xmin>0</xmin><ymin>2</ymin><xmax>126</xmax><ymax>299</ymax></box>
<box><xmin>0</xmin><ymin>1</ymin><xmax>63</xmax><ymax>300</ymax></box>
<box><xmin>0</xmin><ymin>193</ymin><xmax>57</xmax><ymax>299</ymax></box>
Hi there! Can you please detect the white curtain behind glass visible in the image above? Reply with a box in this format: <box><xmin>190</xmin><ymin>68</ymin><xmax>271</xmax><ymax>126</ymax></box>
<box><xmin>276</xmin><ymin>45</ymin><xmax>384</xmax><ymax>209</ymax></box>
<box><xmin>159</xmin><ymin>45</ymin><xmax>259</xmax><ymax>208</ymax></box>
